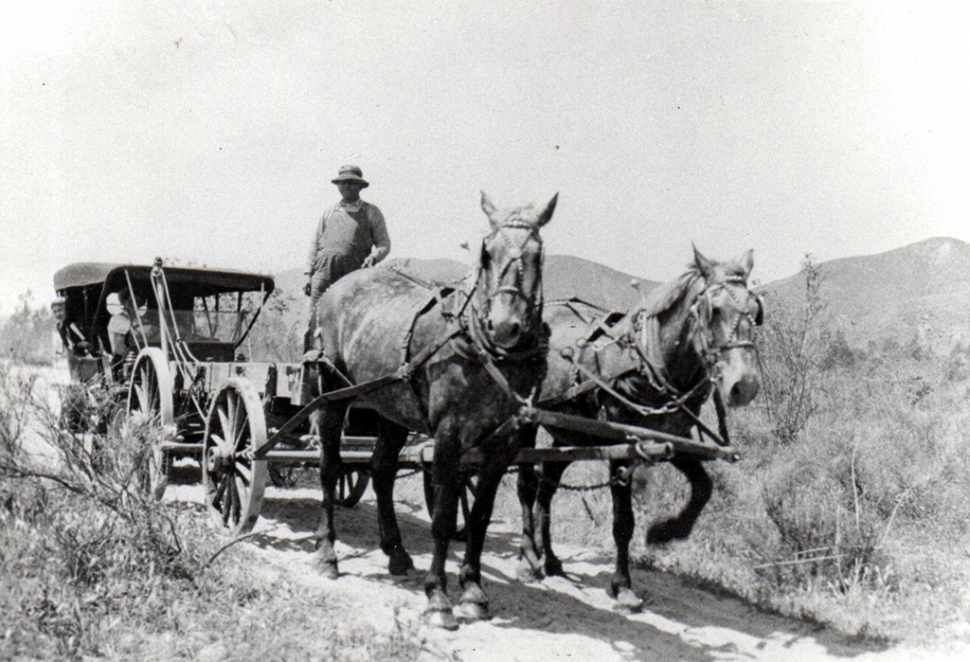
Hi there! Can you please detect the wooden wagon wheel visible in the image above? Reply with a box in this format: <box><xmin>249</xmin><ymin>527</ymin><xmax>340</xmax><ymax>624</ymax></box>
<box><xmin>126</xmin><ymin>348</ymin><xmax>174</xmax><ymax>501</ymax></box>
<box><xmin>268</xmin><ymin>463</ymin><xmax>301</xmax><ymax>488</ymax></box>
<box><xmin>337</xmin><ymin>467</ymin><xmax>370</xmax><ymax>507</ymax></box>
<box><xmin>423</xmin><ymin>468</ymin><xmax>478</xmax><ymax>542</ymax></box>
<box><xmin>202</xmin><ymin>378</ymin><xmax>269</xmax><ymax>536</ymax></box>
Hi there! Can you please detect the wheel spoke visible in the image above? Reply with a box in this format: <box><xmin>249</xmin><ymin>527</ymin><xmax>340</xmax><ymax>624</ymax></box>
<box><xmin>236</xmin><ymin>412</ymin><xmax>250</xmax><ymax>451</ymax></box>
<box><xmin>213</xmin><ymin>471</ymin><xmax>228</xmax><ymax>510</ymax></box>
<box><xmin>133</xmin><ymin>382</ymin><xmax>146</xmax><ymax>413</ymax></box>
<box><xmin>235</xmin><ymin>461</ymin><xmax>252</xmax><ymax>485</ymax></box>
<box><xmin>210</xmin><ymin>432</ymin><xmax>229</xmax><ymax>452</ymax></box>
<box><xmin>217</xmin><ymin>405</ymin><xmax>231</xmax><ymax>443</ymax></box>
<box><xmin>224</xmin><ymin>473</ymin><xmax>236</xmax><ymax>524</ymax></box>
<box><xmin>230</xmin><ymin>474</ymin><xmax>241</xmax><ymax>523</ymax></box>
<box><xmin>234</xmin><ymin>474</ymin><xmax>247</xmax><ymax>509</ymax></box>
<box><xmin>228</xmin><ymin>392</ymin><xmax>239</xmax><ymax>447</ymax></box>
<box><xmin>138</xmin><ymin>365</ymin><xmax>153</xmax><ymax>412</ymax></box>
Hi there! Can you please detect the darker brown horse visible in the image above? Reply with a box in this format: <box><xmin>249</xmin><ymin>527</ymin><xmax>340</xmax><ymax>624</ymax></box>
<box><xmin>309</xmin><ymin>192</ymin><xmax>557</xmax><ymax>629</ymax></box>
<box><xmin>516</xmin><ymin>247</ymin><xmax>763</xmax><ymax>610</ymax></box>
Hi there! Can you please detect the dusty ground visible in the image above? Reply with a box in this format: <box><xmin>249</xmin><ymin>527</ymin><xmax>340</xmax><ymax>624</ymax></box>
<box><xmin>166</xmin><ymin>474</ymin><xmax>968</xmax><ymax>662</ymax></box>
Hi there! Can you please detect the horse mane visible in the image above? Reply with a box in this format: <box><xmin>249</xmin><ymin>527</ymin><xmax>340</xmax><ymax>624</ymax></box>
<box><xmin>640</xmin><ymin>253</ymin><xmax>751</xmax><ymax>318</ymax></box>
<box><xmin>640</xmin><ymin>266</ymin><xmax>703</xmax><ymax>318</ymax></box>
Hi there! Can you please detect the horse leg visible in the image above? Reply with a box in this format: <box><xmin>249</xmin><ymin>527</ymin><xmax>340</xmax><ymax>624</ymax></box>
<box><xmin>371</xmin><ymin>418</ymin><xmax>414</xmax><ymax>576</ymax></box>
<box><xmin>536</xmin><ymin>459</ymin><xmax>570</xmax><ymax>577</ymax></box>
<box><xmin>312</xmin><ymin>400</ymin><xmax>349</xmax><ymax>579</ymax></box>
<box><xmin>456</xmin><ymin>441</ymin><xmax>519</xmax><ymax>622</ymax></box>
<box><xmin>424</xmin><ymin>419</ymin><xmax>461</xmax><ymax>630</ymax></box>
<box><xmin>515</xmin><ymin>427</ymin><xmax>544</xmax><ymax>583</ymax></box>
<box><xmin>646</xmin><ymin>456</ymin><xmax>713</xmax><ymax>543</ymax></box>
<box><xmin>609</xmin><ymin>459</ymin><xmax>643</xmax><ymax>612</ymax></box>
<box><xmin>516</xmin><ymin>463</ymin><xmax>543</xmax><ymax>582</ymax></box>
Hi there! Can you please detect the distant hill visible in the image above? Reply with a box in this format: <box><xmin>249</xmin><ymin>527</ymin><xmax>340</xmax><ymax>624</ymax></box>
<box><xmin>273</xmin><ymin>254</ymin><xmax>658</xmax><ymax>313</ymax></box>
<box><xmin>542</xmin><ymin>255</ymin><xmax>658</xmax><ymax>310</ymax></box>
<box><xmin>760</xmin><ymin>237</ymin><xmax>970</xmax><ymax>351</ymax></box>
<box><xmin>271</xmin><ymin>238</ymin><xmax>970</xmax><ymax>355</ymax></box>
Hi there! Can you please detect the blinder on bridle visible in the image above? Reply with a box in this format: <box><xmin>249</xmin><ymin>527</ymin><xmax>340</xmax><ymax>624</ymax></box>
<box><xmin>690</xmin><ymin>275</ymin><xmax>762</xmax><ymax>365</ymax></box>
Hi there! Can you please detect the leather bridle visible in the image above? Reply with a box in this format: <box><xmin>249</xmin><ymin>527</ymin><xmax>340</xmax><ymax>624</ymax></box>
<box><xmin>688</xmin><ymin>275</ymin><xmax>763</xmax><ymax>372</ymax></box>
<box><xmin>465</xmin><ymin>219</ymin><xmax>545</xmax><ymax>358</ymax></box>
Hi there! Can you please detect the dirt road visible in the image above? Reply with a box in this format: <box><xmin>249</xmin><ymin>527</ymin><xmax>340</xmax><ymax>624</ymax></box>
<box><xmin>168</xmin><ymin>478</ymin><xmax>966</xmax><ymax>662</ymax></box>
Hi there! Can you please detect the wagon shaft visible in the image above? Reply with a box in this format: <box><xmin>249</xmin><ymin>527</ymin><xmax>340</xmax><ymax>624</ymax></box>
<box><xmin>519</xmin><ymin>407</ymin><xmax>740</xmax><ymax>462</ymax></box>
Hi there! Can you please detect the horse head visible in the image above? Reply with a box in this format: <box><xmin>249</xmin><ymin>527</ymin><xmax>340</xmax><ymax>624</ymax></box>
<box><xmin>471</xmin><ymin>192</ymin><xmax>558</xmax><ymax>354</ymax></box>
<box><xmin>687</xmin><ymin>246</ymin><xmax>763</xmax><ymax>407</ymax></box>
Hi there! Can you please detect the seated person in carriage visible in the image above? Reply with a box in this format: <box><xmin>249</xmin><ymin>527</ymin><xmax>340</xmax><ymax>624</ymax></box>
<box><xmin>107</xmin><ymin>290</ymin><xmax>159</xmax><ymax>377</ymax></box>
<box><xmin>51</xmin><ymin>297</ymin><xmax>89</xmax><ymax>356</ymax></box>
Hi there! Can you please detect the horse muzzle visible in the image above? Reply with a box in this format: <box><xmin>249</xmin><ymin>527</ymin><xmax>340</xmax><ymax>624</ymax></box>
<box><xmin>484</xmin><ymin>288</ymin><xmax>541</xmax><ymax>351</ymax></box>
<box><xmin>724</xmin><ymin>372</ymin><xmax>760</xmax><ymax>407</ymax></box>
<box><xmin>715</xmin><ymin>346</ymin><xmax>761</xmax><ymax>407</ymax></box>
<box><xmin>486</xmin><ymin>314</ymin><xmax>526</xmax><ymax>350</ymax></box>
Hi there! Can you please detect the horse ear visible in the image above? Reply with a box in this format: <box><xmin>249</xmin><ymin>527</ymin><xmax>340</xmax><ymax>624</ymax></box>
<box><xmin>693</xmin><ymin>244</ymin><xmax>714</xmax><ymax>278</ymax></box>
<box><xmin>741</xmin><ymin>249</ymin><xmax>754</xmax><ymax>277</ymax></box>
<box><xmin>535</xmin><ymin>193</ymin><xmax>558</xmax><ymax>228</ymax></box>
<box><xmin>481</xmin><ymin>191</ymin><xmax>498</xmax><ymax>226</ymax></box>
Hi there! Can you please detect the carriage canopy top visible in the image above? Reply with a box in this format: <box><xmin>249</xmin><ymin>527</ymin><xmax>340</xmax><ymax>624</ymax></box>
<box><xmin>53</xmin><ymin>262</ymin><xmax>275</xmax><ymax>298</ymax></box>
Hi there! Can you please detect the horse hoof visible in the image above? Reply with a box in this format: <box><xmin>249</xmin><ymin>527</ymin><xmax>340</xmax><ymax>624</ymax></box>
<box><xmin>388</xmin><ymin>553</ymin><xmax>414</xmax><ymax>576</ymax></box>
<box><xmin>647</xmin><ymin>520</ymin><xmax>689</xmax><ymax>544</ymax></box>
<box><xmin>614</xmin><ymin>588</ymin><xmax>643</xmax><ymax>614</ymax></box>
<box><xmin>424</xmin><ymin>609</ymin><xmax>459</xmax><ymax>631</ymax></box>
<box><xmin>544</xmin><ymin>559</ymin><xmax>566</xmax><ymax>578</ymax></box>
<box><xmin>455</xmin><ymin>600</ymin><xmax>490</xmax><ymax>622</ymax></box>
<box><xmin>646</xmin><ymin>525</ymin><xmax>672</xmax><ymax>544</ymax></box>
<box><xmin>516</xmin><ymin>561</ymin><xmax>543</xmax><ymax>584</ymax></box>
<box><xmin>316</xmin><ymin>560</ymin><xmax>339</xmax><ymax>579</ymax></box>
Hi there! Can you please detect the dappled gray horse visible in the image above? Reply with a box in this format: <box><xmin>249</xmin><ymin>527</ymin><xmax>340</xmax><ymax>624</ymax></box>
<box><xmin>516</xmin><ymin>247</ymin><xmax>763</xmax><ymax>610</ymax></box>
<box><xmin>309</xmin><ymin>192</ymin><xmax>556</xmax><ymax>629</ymax></box>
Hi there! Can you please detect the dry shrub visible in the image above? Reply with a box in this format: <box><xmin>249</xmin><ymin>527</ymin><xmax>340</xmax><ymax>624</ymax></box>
<box><xmin>625</xmin><ymin>290</ymin><xmax>970</xmax><ymax>643</ymax></box>
<box><xmin>0</xmin><ymin>362</ymin><xmax>208</xmax><ymax>659</ymax></box>
<box><xmin>2</xmin><ymin>362</ymin><xmax>437</xmax><ymax>661</ymax></box>
<box><xmin>755</xmin><ymin>439</ymin><xmax>889</xmax><ymax>595</ymax></box>
<box><xmin>757</xmin><ymin>255</ymin><xmax>827</xmax><ymax>444</ymax></box>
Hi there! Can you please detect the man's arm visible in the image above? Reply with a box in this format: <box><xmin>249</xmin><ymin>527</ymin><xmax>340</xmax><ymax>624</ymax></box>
<box><xmin>305</xmin><ymin>211</ymin><xmax>329</xmax><ymax>294</ymax></box>
<box><xmin>306</xmin><ymin>212</ymin><xmax>329</xmax><ymax>276</ymax></box>
<box><xmin>363</xmin><ymin>205</ymin><xmax>391</xmax><ymax>267</ymax></box>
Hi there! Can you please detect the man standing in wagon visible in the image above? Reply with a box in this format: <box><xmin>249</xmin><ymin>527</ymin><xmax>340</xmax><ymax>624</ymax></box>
<box><xmin>304</xmin><ymin>165</ymin><xmax>391</xmax><ymax>342</ymax></box>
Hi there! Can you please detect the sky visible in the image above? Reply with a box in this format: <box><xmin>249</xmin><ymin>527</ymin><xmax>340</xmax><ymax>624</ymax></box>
<box><xmin>2</xmin><ymin>0</ymin><xmax>968</xmax><ymax>314</ymax></box>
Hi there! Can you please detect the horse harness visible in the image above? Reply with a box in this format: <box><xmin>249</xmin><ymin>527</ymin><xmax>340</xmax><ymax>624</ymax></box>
<box><xmin>307</xmin><ymin>222</ymin><xmax>545</xmax><ymax>434</ymax></box>
<box><xmin>541</xmin><ymin>273</ymin><xmax>761</xmax><ymax>456</ymax></box>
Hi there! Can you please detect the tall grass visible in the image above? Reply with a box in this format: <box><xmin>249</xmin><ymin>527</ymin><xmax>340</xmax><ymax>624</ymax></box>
<box><xmin>0</xmin><ymin>362</ymin><xmax>435</xmax><ymax>661</ymax></box>
<box><xmin>623</xmin><ymin>266</ymin><xmax>970</xmax><ymax>644</ymax></box>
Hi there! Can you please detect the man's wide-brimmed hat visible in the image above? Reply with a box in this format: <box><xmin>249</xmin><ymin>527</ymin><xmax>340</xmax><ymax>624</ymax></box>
<box><xmin>331</xmin><ymin>165</ymin><xmax>369</xmax><ymax>188</ymax></box>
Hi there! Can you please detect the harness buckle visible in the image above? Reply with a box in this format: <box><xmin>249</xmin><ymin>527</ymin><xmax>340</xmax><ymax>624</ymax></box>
<box><xmin>613</xmin><ymin>464</ymin><xmax>635</xmax><ymax>487</ymax></box>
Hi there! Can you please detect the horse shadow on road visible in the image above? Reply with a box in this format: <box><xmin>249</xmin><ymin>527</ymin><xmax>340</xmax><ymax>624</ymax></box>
<box><xmin>244</xmin><ymin>486</ymin><xmax>887</xmax><ymax>662</ymax></box>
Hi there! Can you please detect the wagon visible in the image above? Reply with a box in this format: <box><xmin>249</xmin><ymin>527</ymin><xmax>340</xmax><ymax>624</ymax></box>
<box><xmin>51</xmin><ymin>258</ymin><xmax>377</xmax><ymax>504</ymax></box>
